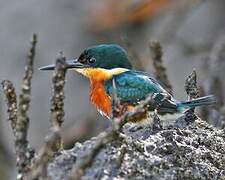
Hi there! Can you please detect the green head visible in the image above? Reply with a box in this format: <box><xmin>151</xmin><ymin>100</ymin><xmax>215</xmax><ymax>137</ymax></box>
<box><xmin>39</xmin><ymin>44</ymin><xmax>133</xmax><ymax>70</ymax></box>
<box><xmin>78</xmin><ymin>44</ymin><xmax>132</xmax><ymax>69</ymax></box>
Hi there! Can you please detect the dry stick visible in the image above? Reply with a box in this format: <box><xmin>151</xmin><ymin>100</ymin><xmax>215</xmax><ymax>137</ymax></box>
<box><xmin>16</xmin><ymin>33</ymin><xmax>37</xmax><ymax>178</ymax></box>
<box><xmin>0</xmin><ymin>81</ymin><xmax>18</xmax><ymax>178</ymax></box>
<box><xmin>184</xmin><ymin>69</ymin><xmax>199</xmax><ymax>100</ymax></box>
<box><xmin>49</xmin><ymin>52</ymin><xmax>67</xmax><ymax>152</ymax></box>
<box><xmin>1</xmin><ymin>80</ymin><xmax>18</xmax><ymax>136</ymax></box>
<box><xmin>50</xmin><ymin>53</ymin><xmax>67</xmax><ymax>128</ymax></box>
<box><xmin>30</xmin><ymin>129</ymin><xmax>61</xmax><ymax>179</ymax></box>
<box><xmin>1</xmin><ymin>34</ymin><xmax>37</xmax><ymax>179</ymax></box>
<box><xmin>70</xmin><ymin>90</ymin><xmax>154</xmax><ymax>180</ymax></box>
<box><xmin>184</xmin><ymin>69</ymin><xmax>199</xmax><ymax>123</ymax></box>
<box><xmin>152</xmin><ymin>112</ymin><xmax>162</xmax><ymax>132</ymax></box>
<box><xmin>149</xmin><ymin>41</ymin><xmax>173</xmax><ymax>95</ymax></box>
<box><xmin>111</xmin><ymin>78</ymin><xmax>121</xmax><ymax>122</ymax></box>
<box><xmin>30</xmin><ymin>53</ymin><xmax>67</xmax><ymax>179</ymax></box>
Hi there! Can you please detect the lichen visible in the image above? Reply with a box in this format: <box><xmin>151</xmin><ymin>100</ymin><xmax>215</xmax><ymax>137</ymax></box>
<box><xmin>47</xmin><ymin>117</ymin><xmax>225</xmax><ymax>180</ymax></box>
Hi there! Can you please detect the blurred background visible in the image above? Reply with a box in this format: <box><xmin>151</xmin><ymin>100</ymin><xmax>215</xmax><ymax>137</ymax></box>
<box><xmin>0</xmin><ymin>0</ymin><xmax>225</xmax><ymax>179</ymax></box>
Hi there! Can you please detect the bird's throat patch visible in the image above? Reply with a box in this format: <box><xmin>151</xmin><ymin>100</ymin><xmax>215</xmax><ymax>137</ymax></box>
<box><xmin>74</xmin><ymin>68</ymin><xmax>129</xmax><ymax>81</ymax></box>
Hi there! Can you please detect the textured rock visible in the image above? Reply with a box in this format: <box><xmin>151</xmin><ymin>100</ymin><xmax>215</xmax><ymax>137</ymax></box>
<box><xmin>47</xmin><ymin>117</ymin><xmax>225</xmax><ymax>180</ymax></box>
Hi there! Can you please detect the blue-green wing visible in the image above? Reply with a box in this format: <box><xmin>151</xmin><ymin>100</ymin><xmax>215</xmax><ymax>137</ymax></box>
<box><xmin>104</xmin><ymin>71</ymin><xmax>166</xmax><ymax>104</ymax></box>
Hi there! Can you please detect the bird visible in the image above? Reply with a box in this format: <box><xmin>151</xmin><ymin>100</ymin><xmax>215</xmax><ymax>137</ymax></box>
<box><xmin>40</xmin><ymin>44</ymin><xmax>216</xmax><ymax>124</ymax></box>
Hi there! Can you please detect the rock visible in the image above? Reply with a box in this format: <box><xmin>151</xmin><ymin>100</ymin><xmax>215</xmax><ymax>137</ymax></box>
<box><xmin>47</xmin><ymin>117</ymin><xmax>225</xmax><ymax>180</ymax></box>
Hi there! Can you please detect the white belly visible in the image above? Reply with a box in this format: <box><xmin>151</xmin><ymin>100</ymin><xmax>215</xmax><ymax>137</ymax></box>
<box><xmin>137</xmin><ymin>112</ymin><xmax>183</xmax><ymax>127</ymax></box>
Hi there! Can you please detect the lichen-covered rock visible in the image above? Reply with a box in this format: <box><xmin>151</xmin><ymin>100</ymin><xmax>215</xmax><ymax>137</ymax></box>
<box><xmin>47</xmin><ymin>117</ymin><xmax>225</xmax><ymax>180</ymax></box>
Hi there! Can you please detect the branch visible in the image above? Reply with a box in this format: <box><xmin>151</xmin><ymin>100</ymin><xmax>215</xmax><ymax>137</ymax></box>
<box><xmin>50</xmin><ymin>52</ymin><xmax>67</xmax><ymax>128</ymax></box>
<box><xmin>30</xmin><ymin>53</ymin><xmax>67</xmax><ymax>179</ymax></box>
<box><xmin>152</xmin><ymin>112</ymin><xmax>162</xmax><ymax>133</ymax></box>
<box><xmin>30</xmin><ymin>128</ymin><xmax>61</xmax><ymax>179</ymax></box>
<box><xmin>149</xmin><ymin>41</ymin><xmax>173</xmax><ymax>95</ymax></box>
<box><xmin>184</xmin><ymin>69</ymin><xmax>199</xmax><ymax>123</ymax></box>
<box><xmin>0</xmin><ymin>81</ymin><xmax>16</xmax><ymax>178</ymax></box>
<box><xmin>1</xmin><ymin>80</ymin><xmax>17</xmax><ymax>136</ymax></box>
<box><xmin>1</xmin><ymin>34</ymin><xmax>37</xmax><ymax>179</ymax></box>
<box><xmin>184</xmin><ymin>69</ymin><xmax>199</xmax><ymax>100</ymax></box>
<box><xmin>15</xmin><ymin>33</ymin><xmax>37</xmax><ymax>177</ymax></box>
<box><xmin>110</xmin><ymin>78</ymin><xmax>121</xmax><ymax>120</ymax></box>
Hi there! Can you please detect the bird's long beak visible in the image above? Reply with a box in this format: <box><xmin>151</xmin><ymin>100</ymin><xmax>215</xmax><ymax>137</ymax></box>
<box><xmin>39</xmin><ymin>59</ymin><xmax>88</xmax><ymax>70</ymax></box>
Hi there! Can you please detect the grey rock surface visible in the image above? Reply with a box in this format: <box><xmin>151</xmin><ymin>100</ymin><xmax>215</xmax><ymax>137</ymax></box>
<box><xmin>47</xmin><ymin>117</ymin><xmax>225</xmax><ymax>180</ymax></box>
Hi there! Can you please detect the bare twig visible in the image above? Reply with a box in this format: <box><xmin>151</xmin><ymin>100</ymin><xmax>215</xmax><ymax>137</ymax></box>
<box><xmin>0</xmin><ymin>91</ymin><xmax>13</xmax><ymax>179</ymax></box>
<box><xmin>15</xmin><ymin>33</ymin><xmax>37</xmax><ymax>178</ymax></box>
<box><xmin>30</xmin><ymin>128</ymin><xmax>61</xmax><ymax>179</ymax></box>
<box><xmin>1</xmin><ymin>80</ymin><xmax>17</xmax><ymax>135</ymax></box>
<box><xmin>152</xmin><ymin>112</ymin><xmax>162</xmax><ymax>133</ymax></box>
<box><xmin>111</xmin><ymin>78</ymin><xmax>121</xmax><ymax>120</ymax></box>
<box><xmin>149</xmin><ymin>41</ymin><xmax>173</xmax><ymax>95</ymax></box>
<box><xmin>30</xmin><ymin>53</ymin><xmax>67</xmax><ymax>179</ymax></box>
<box><xmin>50</xmin><ymin>53</ymin><xmax>67</xmax><ymax>128</ymax></box>
<box><xmin>184</xmin><ymin>69</ymin><xmax>199</xmax><ymax>123</ymax></box>
<box><xmin>184</xmin><ymin>69</ymin><xmax>199</xmax><ymax>100</ymax></box>
<box><xmin>1</xmin><ymin>34</ymin><xmax>37</xmax><ymax>179</ymax></box>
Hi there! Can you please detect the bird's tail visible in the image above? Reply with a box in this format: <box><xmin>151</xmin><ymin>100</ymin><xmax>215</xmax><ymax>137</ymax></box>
<box><xmin>177</xmin><ymin>95</ymin><xmax>216</xmax><ymax>111</ymax></box>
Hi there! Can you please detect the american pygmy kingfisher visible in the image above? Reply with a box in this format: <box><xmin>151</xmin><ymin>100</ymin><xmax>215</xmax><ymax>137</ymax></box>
<box><xmin>40</xmin><ymin>44</ymin><xmax>215</xmax><ymax>123</ymax></box>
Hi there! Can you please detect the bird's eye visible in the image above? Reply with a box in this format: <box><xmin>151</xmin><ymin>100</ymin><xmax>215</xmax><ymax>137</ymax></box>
<box><xmin>88</xmin><ymin>57</ymin><xmax>96</xmax><ymax>64</ymax></box>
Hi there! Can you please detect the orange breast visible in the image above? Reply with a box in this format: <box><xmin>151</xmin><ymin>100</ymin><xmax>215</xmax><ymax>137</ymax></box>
<box><xmin>82</xmin><ymin>68</ymin><xmax>128</xmax><ymax>118</ymax></box>
<box><xmin>89</xmin><ymin>81</ymin><xmax>147</xmax><ymax>122</ymax></box>
<box><xmin>90</xmin><ymin>80</ymin><xmax>111</xmax><ymax>118</ymax></box>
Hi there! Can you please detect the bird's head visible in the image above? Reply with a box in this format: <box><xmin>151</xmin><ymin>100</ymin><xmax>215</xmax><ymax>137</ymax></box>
<box><xmin>40</xmin><ymin>44</ymin><xmax>132</xmax><ymax>81</ymax></box>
